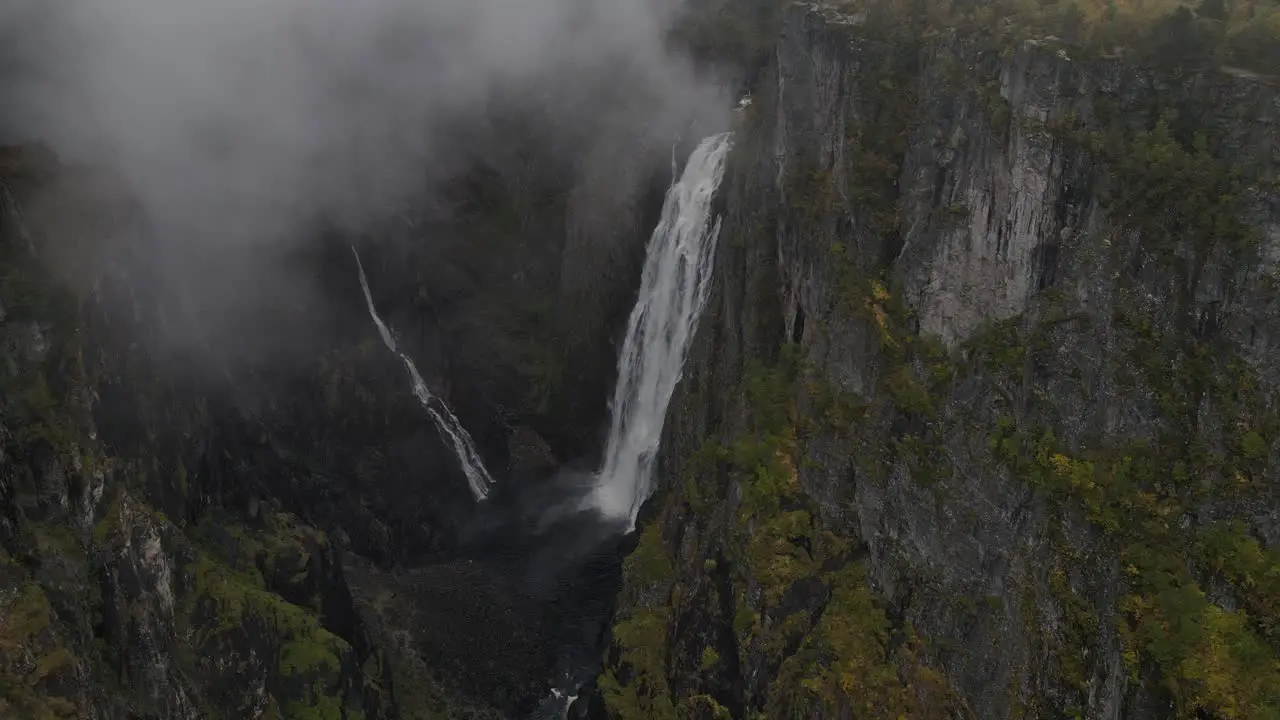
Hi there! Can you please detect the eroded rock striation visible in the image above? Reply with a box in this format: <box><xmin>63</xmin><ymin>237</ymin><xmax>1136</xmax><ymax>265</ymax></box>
<box><xmin>598</xmin><ymin>3</ymin><xmax>1280</xmax><ymax>719</ymax></box>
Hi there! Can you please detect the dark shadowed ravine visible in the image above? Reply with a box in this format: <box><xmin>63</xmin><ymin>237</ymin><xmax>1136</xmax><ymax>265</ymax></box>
<box><xmin>408</xmin><ymin>131</ymin><xmax>733</xmax><ymax>718</ymax></box>
<box><xmin>456</xmin><ymin>466</ymin><xmax>627</xmax><ymax>719</ymax></box>
<box><xmin>2</xmin><ymin>0</ymin><xmax>1279</xmax><ymax>718</ymax></box>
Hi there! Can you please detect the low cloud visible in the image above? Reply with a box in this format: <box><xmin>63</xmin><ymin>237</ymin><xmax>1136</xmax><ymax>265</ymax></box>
<box><xmin>0</xmin><ymin>0</ymin><xmax>726</xmax><ymax>353</ymax></box>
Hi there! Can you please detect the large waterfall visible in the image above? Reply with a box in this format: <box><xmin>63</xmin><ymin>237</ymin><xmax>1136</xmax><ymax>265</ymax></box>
<box><xmin>351</xmin><ymin>247</ymin><xmax>495</xmax><ymax>501</ymax></box>
<box><xmin>592</xmin><ymin>132</ymin><xmax>732</xmax><ymax>531</ymax></box>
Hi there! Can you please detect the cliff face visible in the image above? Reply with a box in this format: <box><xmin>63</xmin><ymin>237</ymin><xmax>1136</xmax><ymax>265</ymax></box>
<box><xmin>601</xmin><ymin>4</ymin><xmax>1280</xmax><ymax>719</ymax></box>
<box><xmin>7</xmin><ymin>2</ymin><xmax>1280</xmax><ymax>717</ymax></box>
<box><xmin>0</xmin><ymin>129</ymin><xmax>659</xmax><ymax>716</ymax></box>
<box><xmin>0</xmin><ymin>155</ymin><xmax>392</xmax><ymax>718</ymax></box>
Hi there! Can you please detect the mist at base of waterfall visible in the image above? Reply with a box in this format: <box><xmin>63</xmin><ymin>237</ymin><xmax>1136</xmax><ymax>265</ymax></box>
<box><xmin>380</xmin><ymin>132</ymin><xmax>733</xmax><ymax>719</ymax></box>
<box><xmin>455</xmin><ymin>462</ymin><xmax>628</xmax><ymax>719</ymax></box>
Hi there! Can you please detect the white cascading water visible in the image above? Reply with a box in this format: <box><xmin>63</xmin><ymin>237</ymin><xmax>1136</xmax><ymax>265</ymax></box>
<box><xmin>592</xmin><ymin>132</ymin><xmax>733</xmax><ymax>530</ymax></box>
<box><xmin>351</xmin><ymin>247</ymin><xmax>495</xmax><ymax>501</ymax></box>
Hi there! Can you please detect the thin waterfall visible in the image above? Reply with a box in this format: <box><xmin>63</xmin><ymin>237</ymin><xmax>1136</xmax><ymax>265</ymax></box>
<box><xmin>592</xmin><ymin>132</ymin><xmax>732</xmax><ymax>530</ymax></box>
<box><xmin>351</xmin><ymin>246</ymin><xmax>494</xmax><ymax>501</ymax></box>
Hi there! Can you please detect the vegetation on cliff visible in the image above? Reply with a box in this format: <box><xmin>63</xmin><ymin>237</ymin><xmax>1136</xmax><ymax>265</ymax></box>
<box><xmin>0</xmin><ymin>149</ymin><xmax>388</xmax><ymax>719</ymax></box>
<box><xmin>602</xmin><ymin>1</ymin><xmax>1280</xmax><ymax>717</ymax></box>
<box><xmin>601</xmin><ymin>334</ymin><xmax>968</xmax><ymax>718</ymax></box>
<box><xmin>833</xmin><ymin>0</ymin><xmax>1280</xmax><ymax>74</ymax></box>
<box><xmin>5</xmin><ymin>0</ymin><xmax>1280</xmax><ymax>716</ymax></box>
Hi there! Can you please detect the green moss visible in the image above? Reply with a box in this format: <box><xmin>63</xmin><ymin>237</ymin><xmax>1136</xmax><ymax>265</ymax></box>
<box><xmin>972</xmin><ymin>317</ymin><xmax>1028</xmax><ymax>376</ymax></box>
<box><xmin>732</xmin><ymin>431</ymin><xmax>800</xmax><ymax>522</ymax></box>
<box><xmin>0</xmin><ymin>584</ymin><xmax>56</xmax><ymax>653</ymax></box>
<box><xmin>681</xmin><ymin>438</ymin><xmax>729</xmax><ymax>511</ymax></box>
<box><xmin>602</xmin><ymin>28</ymin><xmax>1280</xmax><ymax>714</ymax></box>
<box><xmin>599</xmin><ymin>608</ymin><xmax>676</xmax><ymax>720</ymax></box>
<box><xmin>1238</xmin><ymin>429</ymin><xmax>1269</xmax><ymax>463</ymax></box>
<box><xmin>0</xmin><ymin>583</ymin><xmax>80</xmax><ymax>719</ymax></box>
<box><xmin>766</xmin><ymin>563</ymin><xmax>956</xmax><ymax>718</ymax></box>
<box><xmin>612</xmin><ymin>609</ymin><xmax>670</xmax><ymax>677</ymax></box>
<box><xmin>967</xmin><ymin>252</ymin><xmax>1280</xmax><ymax>716</ymax></box>
<box><xmin>1197</xmin><ymin>522</ymin><xmax>1280</xmax><ymax>644</ymax></box>
<box><xmin>281</xmin><ymin>692</ymin><xmax>343</xmax><ymax>720</ymax></box>
<box><xmin>1047</xmin><ymin>564</ymin><xmax>1101</xmax><ymax>695</ymax></box>
<box><xmin>280</xmin><ymin>636</ymin><xmax>342</xmax><ymax>677</ymax></box>
<box><xmin>699</xmin><ymin>646</ymin><xmax>720</xmax><ymax>671</ymax></box>
<box><xmin>723</xmin><ymin>355</ymin><xmax>848</xmax><ymax>610</ymax></box>
<box><xmin>883</xmin><ymin>364</ymin><xmax>931</xmax><ymax>415</ymax></box>
<box><xmin>744</xmin><ymin>509</ymin><xmax>816</xmax><ymax>605</ymax></box>
<box><xmin>1107</xmin><ymin>121</ymin><xmax>1258</xmax><ymax>256</ymax></box>
<box><xmin>604</xmin><ymin>514</ymin><xmax>680</xmax><ymax>718</ymax></box>
<box><xmin>31</xmin><ymin>647</ymin><xmax>75</xmax><ymax>683</ymax></box>
<box><xmin>30</xmin><ymin>521</ymin><xmax>82</xmax><ymax>559</ymax></box>
<box><xmin>1121</xmin><ymin>551</ymin><xmax>1280</xmax><ymax>719</ymax></box>
<box><xmin>191</xmin><ymin>511</ymin><xmax>326</xmax><ymax>615</ymax></box>
<box><xmin>732</xmin><ymin>593</ymin><xmax>760</xmax><ymax>645</ymax></box>
<box><xmin>989</xmin><ymin>399</ymin><xmax>1280</xmax><ymax>716</ymax></box>
<box><xmin>675</xmin><ymin>694</ymin><xmax>732</xmax><ymax>720</ymax></box>
<box><xmin>181</xmin><ymin>548</ymin><xmax>349</xmax><ymax>715</ymax></box>
<box><xmin>625</xmin><ymin>523</ymin><xmax>674</xmax><ymax>589</ymax></box>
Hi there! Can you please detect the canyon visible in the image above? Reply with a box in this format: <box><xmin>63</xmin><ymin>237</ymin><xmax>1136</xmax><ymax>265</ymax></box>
<box><xmin>1</xmin><ymin>1</ymin><xmax>1279</xmax><ymax>719</ymax></box>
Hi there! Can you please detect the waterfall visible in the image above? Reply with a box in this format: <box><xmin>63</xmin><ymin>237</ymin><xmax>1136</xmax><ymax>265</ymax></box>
<box><xmin>592</xmin><ymin>132</ymin><xmax>732</xmax><ymax>530</ymax></box>
<box><xmin>351</xmin><ymin>247</ymin><xmax>494</xmax><ymax>501</ymax></box>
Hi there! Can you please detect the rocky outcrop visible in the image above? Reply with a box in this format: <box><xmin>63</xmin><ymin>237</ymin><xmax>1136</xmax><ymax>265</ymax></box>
<box><xmin>600</xmin><ymin>3</ymin><xmax>1280</xmax><ymax>719</ymax></box>
<box><xmin>0</xmin><ymin>109</ymin><xmax>668</xmax><ymax>715</ymax></box>
<box><xmin>0</xmin><ymin>183</ymin><xmax>387</xmax><ymax>716</ymax></box>
<box><xmin>0</xmin><ymin>149</ymin><xmax>426</xmax><ymax>718</ymax></box>
<box><xmin>7</xmin><ymin>1</ymin><xmax>1280</xmax><ymax>717</ymax></box>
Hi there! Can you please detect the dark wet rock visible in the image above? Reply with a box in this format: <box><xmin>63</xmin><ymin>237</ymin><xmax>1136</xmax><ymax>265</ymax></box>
<box><xmin>0</xmin><ymin>106</ymin><xmax>659</xmax><ymax>716</ymax></box>
<box><xmin>599</xmin><ymin>4</ymin><xmax>1280</xmax><ymax>719</ymax></box>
